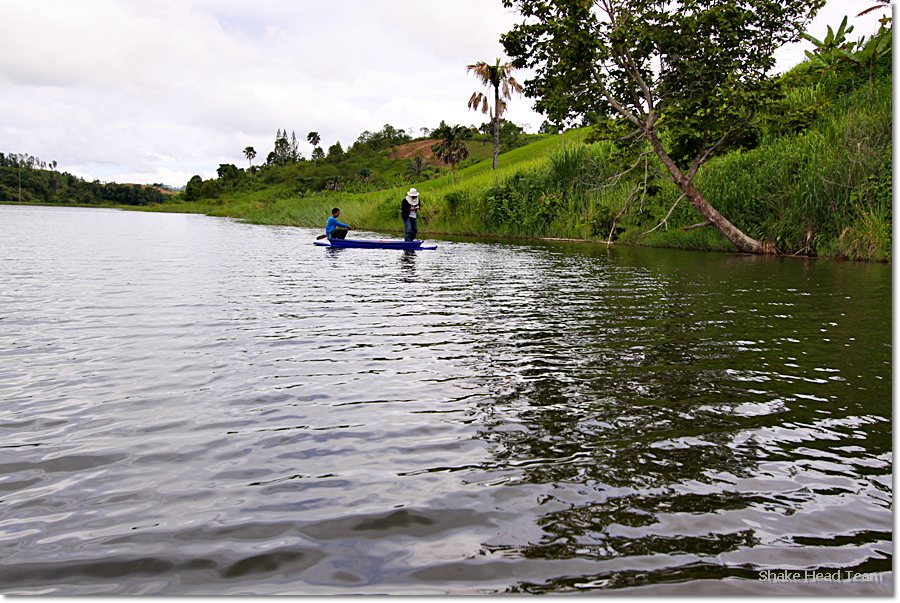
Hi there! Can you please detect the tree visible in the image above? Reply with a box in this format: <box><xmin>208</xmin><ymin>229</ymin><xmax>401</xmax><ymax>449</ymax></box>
<box><xmin>407</xmin><ymin>155</ymin><xmax>427</xmax><ymax>179</ymax></box>
<box><xmin>377</xmin><ymin>124</ymin><xmax>407</xmax><ymax>147</ymax></box>
<box><xmin>430</xmin><ymin>121</ymin><xmax>471</xmax><ymax>178</ymax></box>
<box><xmin>290</xmin><ymin>131</ymin><xmax>300</xmax><ymax>162</ymax></box>
<box><xmin>217</xmin><ymin>163</ymin><xmax>240</xmax><ymax>185</ymax></box>
<box><xmin>477</xmin><ymin>122</ymin><xmax>492</xmax><ymax>145</ymax></box>
<box><xmin>307</xmin><ymin>132</ymin><xmax>322</xmax><ymax>164</ymax></box>
<box><xmin>355</xmin><ymin>130</ymin><xmax>373</xmax><ymax>147</ymax></box>
<box><xmin>243</xmin><ymin>146</ymin><xmax>257</xmax><ymax>168</ymax></box>
<box><xmin>273</xmin><ymin>129</ymin><xmax>290</xmax><ymax>166</ymax></box>
<box><xmin>466</xmin><ymin>58</ymin><xmax>523</xmax><ymax>170</ymax></box>
<box><xmin>184</xmin><ymin>175</ymin><xmax>203</xmax><ymax>201</ymax></box>
<box><xmin>327</xmin><ymin>141</ymin><xmax>344</xmax><ymax>161</ymax></box>
<box><xmin>538</xmin><ymin>120</ymin><xmax>560</xmax><ymax>135</ymax></box>
<box><xmin>501</xmin><ymin>0</ymin><xmax>824</xmax><ymax>254</ymax></box>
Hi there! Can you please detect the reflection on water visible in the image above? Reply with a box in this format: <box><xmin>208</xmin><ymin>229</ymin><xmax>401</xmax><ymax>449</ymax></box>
<box><xmin>459</xmin><ymin>245</ymin><xmax>891</xmax><ymax>593</ymax></box>
<box><xmin>0</xmin><ymin>207</ymin><xmax>891</xmax><ymax>595</ymax></box>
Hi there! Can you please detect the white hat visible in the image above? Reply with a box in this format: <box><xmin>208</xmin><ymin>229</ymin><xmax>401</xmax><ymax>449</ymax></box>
<box><xmin>407</xmin><ymin>188</ymin><xmax>419</xmax><ymax>197</ymax></box>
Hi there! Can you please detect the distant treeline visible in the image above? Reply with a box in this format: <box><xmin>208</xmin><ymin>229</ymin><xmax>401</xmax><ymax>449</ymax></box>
<box><xmin>0</xmin><ymin>152</ymin><xmax>170</xmax><ymax>205</ymax></box>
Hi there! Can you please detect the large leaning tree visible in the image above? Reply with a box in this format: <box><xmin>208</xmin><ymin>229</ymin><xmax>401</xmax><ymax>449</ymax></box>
<box><xmin>501</xmin><ymin>0</ymin><xmax>824</xmax><ymax>254</ymax></box>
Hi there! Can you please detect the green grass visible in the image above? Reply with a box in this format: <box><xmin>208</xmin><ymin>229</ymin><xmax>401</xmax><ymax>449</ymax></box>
<box><xmin>143</xmin><ymin>72</ymin><xmax>891</xmax><ymax>262</ymax></box>
<box><xmin>149</xmin><ymin>129</ymin><xmax>591</xmax><ymax>238</ymax></box>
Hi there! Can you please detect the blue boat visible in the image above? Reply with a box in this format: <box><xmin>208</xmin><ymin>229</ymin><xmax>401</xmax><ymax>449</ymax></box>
<box><xmin>314</xmin><ymin>238</ymin><xmax>437</xmax><ymax>250</ymax></box>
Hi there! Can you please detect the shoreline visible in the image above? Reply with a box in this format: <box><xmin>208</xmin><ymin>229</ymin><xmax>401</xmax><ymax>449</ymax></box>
<box><xmin>4</xmin><ymin>201</ymin><xmax>889</xmax><ymax>264</ymax></box>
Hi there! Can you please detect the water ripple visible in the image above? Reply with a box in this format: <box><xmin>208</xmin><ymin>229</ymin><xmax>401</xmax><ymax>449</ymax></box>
<box><xmin>0</xmin><ymin>207</ymin><xmax>891</xmax><ymax>594</ymax></box>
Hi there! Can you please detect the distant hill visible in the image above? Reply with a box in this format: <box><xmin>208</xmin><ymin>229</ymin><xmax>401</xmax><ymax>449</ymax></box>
<box><xmin>0</xmin><ymin>164</ymin><xmax>173</xmax><ymax>206</ymax></box>
<box><xmin>125</xmin><ymin>184</ymin><xmax>179</xmax><ymax>196</ymax></box>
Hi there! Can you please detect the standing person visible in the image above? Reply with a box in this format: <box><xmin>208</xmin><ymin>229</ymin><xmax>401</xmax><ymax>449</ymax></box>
<box><xmin>401</xmin><ymin>188</ymin><xmax>420</xmax><ymax>242</ymax></box>
<box><xmin>325</xmin><ymin>207</ymin><xmax>352</xmax><ymax>239</ymax></box>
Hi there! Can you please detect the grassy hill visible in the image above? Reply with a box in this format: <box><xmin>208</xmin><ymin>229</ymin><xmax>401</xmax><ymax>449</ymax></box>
<box><xmin>149</xmin><ymin>129</ymin><xmax>587</xmax><ymax>235</ymax></box>
<box><xmin>151</xmin><ymin>58</ymin><xmax>890</xmax><ymax>262</ymax></box>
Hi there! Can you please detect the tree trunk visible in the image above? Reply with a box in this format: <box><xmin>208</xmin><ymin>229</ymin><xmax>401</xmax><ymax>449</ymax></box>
<box><xmin>492</xmin><ymin>86</ymin><xmax>500</xmax><ymax>171</ymax></box>
<box><xmin>646</xmin><ymin>131</ymin><xmax>772</xmax><ymax>254</ymax></box>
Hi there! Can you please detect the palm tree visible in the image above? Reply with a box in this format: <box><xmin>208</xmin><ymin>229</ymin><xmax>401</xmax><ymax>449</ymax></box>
<box><xmin>407</xmin><ymin>155</ymin><xmax>427</xmax><ymax>179</ymax></box>
<box><xmin>466</xmin><ymin>58</ymin><xmax>523</xmax><ymax>171</ymax></box>
<box><xmin>243</xmin><ymin>146</ymin><xmax>256</xmax><ymax>169</ymax></box>
<box><xmin>430</xmin><ymin>121</ymin><xmax>471</xmax><ymax>179</ymax></box>
<box><xmin>307</xmin><ymin>132</ymin><xmax>321</xmax><ymax>165</ymax></box>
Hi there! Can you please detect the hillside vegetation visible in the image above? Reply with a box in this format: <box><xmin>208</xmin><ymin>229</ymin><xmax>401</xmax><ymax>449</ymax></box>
<box><xmin>7</xmin><ymin>21</ymin><xmax>891</xmax><ymax>262</ymax></box>
<box><xmin>149</xmin><ymin>43</ymin><xmax>890</xmax><ymax>261</ymax></box>
<box><xmin>0</xmin><ymin>153</ymin><xmax>173</xmax><ymax>206</ymax></box>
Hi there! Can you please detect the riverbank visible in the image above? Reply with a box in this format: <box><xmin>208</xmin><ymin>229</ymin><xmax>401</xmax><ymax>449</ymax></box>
<box><xmin>0</xmin><ymin>201</ymin><xmax>125</xmax><ymax>209</ymax></box>
<box><xmin>10</xmin><ymin>59</ymin><xmax>891</xmax><ymax>262</ymax></box>
<box><xmin>137</xmin><ymin>68</ymin><xmax>890</xmax><ymax>262</ymax></box>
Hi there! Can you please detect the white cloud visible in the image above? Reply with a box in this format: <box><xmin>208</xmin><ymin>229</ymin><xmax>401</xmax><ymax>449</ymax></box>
<box><xmin>0</xmin><ymin>0</ymin><xmax>542</xmax><ymax>184</ymax></box>
<box><xmin>0</xmin><ymin>0</ymin><xmax>887</xmax><ymax>185</ymax></box>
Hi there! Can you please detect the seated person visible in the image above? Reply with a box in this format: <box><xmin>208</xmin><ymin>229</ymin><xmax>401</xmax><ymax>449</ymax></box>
<box><xmin>325</xmin><ymin>207</ymin><xmax>352</xmax><ymax>239</ymax></box>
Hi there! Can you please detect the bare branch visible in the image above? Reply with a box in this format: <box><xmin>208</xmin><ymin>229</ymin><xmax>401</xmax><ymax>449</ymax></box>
<box><xmin>687</xmin><ymin>130</ymin><xmax>732</xmax><ymax>182</ymax></box>
<box><xmin>587</xmin><ymin>150</ymin><xmax>651</xmax><ymax>192</ymax></box>
<box><xmin>607</xmin><ymin>186</ymin><xmax>639</xmax><ymax>247</ymax></box>
<box><xmin>621</xmin><ymin>45</ymin><xmax>655</xmax><ymax>117</ymax></box>
<box><xmin>605</xmin><ymin>154</ymin><xmax>655</xmax><ymax>244</ymax></box>
<box><xmin>603</xmin><ymin>88</ymin><xmax>644</xmax><ymax>128</ymax></box>
<box><xmin>598</xmin><ymin>0</ymin><xmax>655</xmax><ymax>121</ymax></box>
<box><xmin>639</xmin><ymin>153</ymin><xmax>648</xmax><ymax>212</ymax></box>
<box><xmin>643</xmin><ymin>194</ymin><xmax>686</xmax><ymax>235</ymax></box>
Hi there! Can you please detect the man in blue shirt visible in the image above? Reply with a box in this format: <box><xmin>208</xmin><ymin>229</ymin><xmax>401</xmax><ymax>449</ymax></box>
<box><xmin>325</xmin><ymin>207</ymin><xmax>352</xmax><ymax>239</ymax></box>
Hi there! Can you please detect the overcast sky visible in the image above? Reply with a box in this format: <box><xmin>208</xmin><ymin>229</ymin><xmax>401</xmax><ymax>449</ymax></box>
<box><xmin>0</xmin><ymin>0</ymin><xmax>888</xmax><ymax>186</ymax></box>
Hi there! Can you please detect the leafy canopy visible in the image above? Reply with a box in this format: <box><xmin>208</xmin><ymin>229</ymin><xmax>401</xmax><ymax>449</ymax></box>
<box><xmin>501</xmin><ymin>0</ymin><xmax>825</xmax><ymax>166</ymax></box>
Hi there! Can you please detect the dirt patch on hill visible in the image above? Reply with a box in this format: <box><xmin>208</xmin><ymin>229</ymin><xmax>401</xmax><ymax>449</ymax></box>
<box><xmin>388</xmin><ymin>139</ymin><xmax>450</xmax><ymax>166</ymax></box>
<box><xmin>124</xmin><ymin>184</ymin><xmax>178</xmax><ymax>196</ymax></box>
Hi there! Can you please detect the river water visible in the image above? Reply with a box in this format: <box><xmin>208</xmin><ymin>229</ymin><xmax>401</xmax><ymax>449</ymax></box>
<box><xmin>0</xmin><ymin>206</ymin><xmax>891</xmax><ymax>595</ymax></box>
